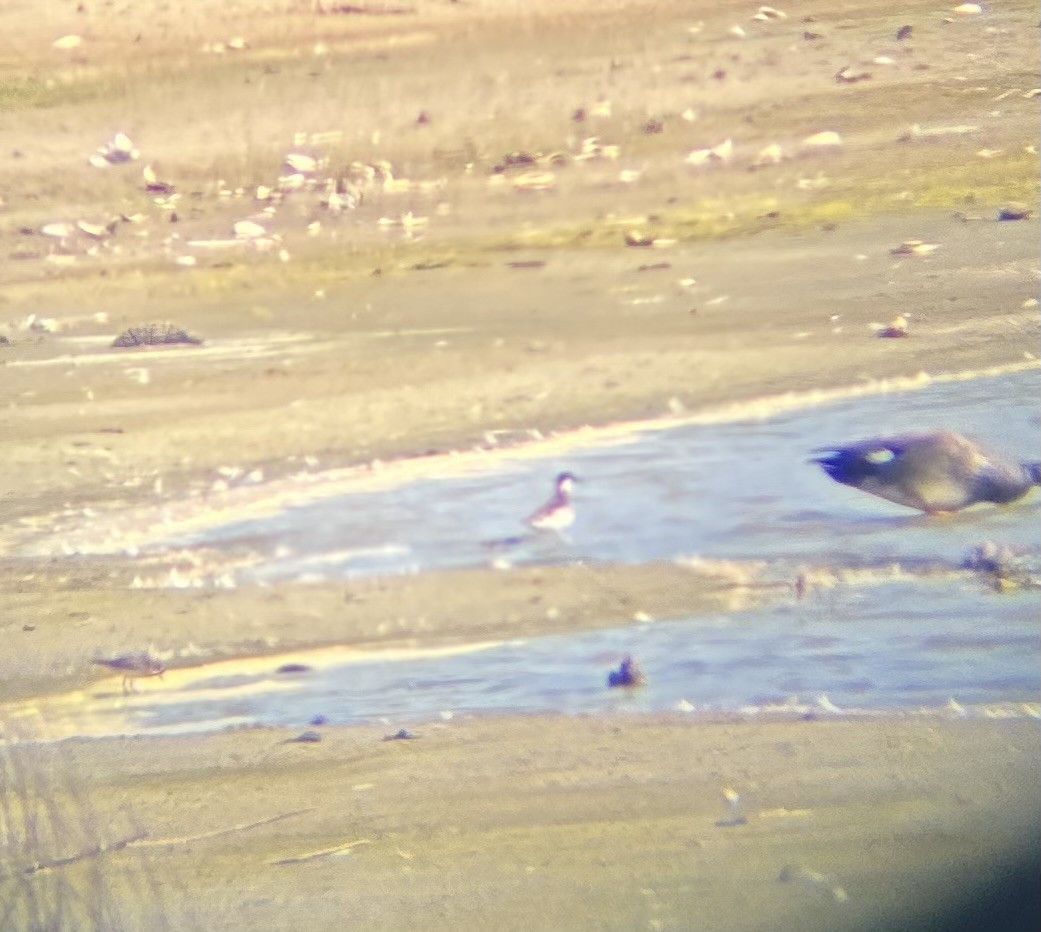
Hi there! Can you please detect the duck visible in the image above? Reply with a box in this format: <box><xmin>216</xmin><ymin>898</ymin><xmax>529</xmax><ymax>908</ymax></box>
<box><xmin>810</xmin><ymin>430</ymin><xmax>1041</xmax><ymax>513</ymax></box>
<box><xmin>526</xmin><ymin>472</ymin><xmax>579</xmax><ymax>530</ymax></box>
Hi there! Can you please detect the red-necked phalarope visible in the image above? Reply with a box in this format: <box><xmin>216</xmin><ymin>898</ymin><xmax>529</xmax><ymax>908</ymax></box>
<box><xmin>92</xmin><ymin>651</ymin><xmax>165</xmax><ymax>693</ymax></box>
<box><xmin>810</xmin><ymin>431</ymin><xmax>1041</xmax><ymax>513</ymax></box>
<box><xmin>526</xmin><ymin>471</ymin><xmax>579</xmax><ymax>530</ymax></box>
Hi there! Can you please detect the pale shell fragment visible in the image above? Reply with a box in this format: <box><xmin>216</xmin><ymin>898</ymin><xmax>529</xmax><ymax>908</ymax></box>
<box><xmin>92</xmin><ymin>133</ymin><xmax>140</xmax><ymax>166</ymax></box>
<box><xmin>876</xmin><ymin>314</ymin><xmax>909</xmax><ymax>337</ymax></box>
<box><xmin>900</xmin><ymin>122</ymin><xmax>978</xmax><ymax>140</ymax></box>
<box><xmin>685</xmin><ymin>138</ymin><xmax>732</xmax><ymax>165</ymax></box>
<box><xmin>233</xmin><ymin>220</ymin><xmax>267</xmax><ymax>239</ymax></box>
<box><xmin>890</xmin><ymin>240</ymin><xmax>939</xmax><ymax>255</ymax></box>
<box><xmin>752</xmin><ymin>142</ymin><xmax>784</xmax><ymax>167</ymax></box>
<box><xmin>52</xmin><ymin>34</ymin><xmax>83</xmax><ymax>49</ymax></box>
<box><xmin>111</xmin><ymin>133</ymin><xmax>136</xmax><ymax>154</ymax></box>
<box><xmin>835</xmin><ymin>65</ymin><xmax>872</xmax><ymax>83</ymax></box>
<box><xmin>40</xmin><ymin>222</ymin><xmax>76</xmax><ymax>238</ymax></box>
<box><xmin>801</xmin><ymin>130</ymin><xmax>843</xmax><ymax>148</ymax></box>
<box><xmin>77</xmin><ymin>220</ymin><xmax>113</xmax><ymax>238</ymax></box>
<box><xmin>24</xmin><ymin>314</ymin><xmax>62</xmax><ymax>332</ymax></box>
<box><xmin>284</xmin><ymin>153</ymin><xmax>318</xmax><ymax>174</ymax></box>
<box><xmin>952</xmin><ymin>3</ymin><xmax>983</xmax><ymax>14</ymax></box>
<box><xmin>510</xmin><ymin>171</ymin><xmax>556</xmax><ymax>191</ymax></box>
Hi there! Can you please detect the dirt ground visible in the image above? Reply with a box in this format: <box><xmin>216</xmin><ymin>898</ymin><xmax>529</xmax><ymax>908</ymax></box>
<box><xmin>2</xmin><ymin>715</ymin><xmax>1039</xmax><ymax>930</ymax></box>
<box><xmin>1</xmin><ymin>0</ymin><xmax>1039</xmax><ymax>928</ymax></box>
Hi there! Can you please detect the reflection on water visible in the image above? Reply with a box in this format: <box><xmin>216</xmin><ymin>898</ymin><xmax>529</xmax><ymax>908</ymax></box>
<box><xmin>20</xmin><ymin>370</ymin><xmax>1041</xmax><ymax>738</ymax></box>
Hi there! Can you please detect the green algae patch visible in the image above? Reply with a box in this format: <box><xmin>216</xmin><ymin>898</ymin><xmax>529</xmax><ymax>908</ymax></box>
<box><xmin>482</xmin><ymin>149</ymin><xmax>1040</xmax><ymax>251</ymax></box>
<box><xmin>0</xmin><ymin>72</ymin><xmax>106</xmax><ymax>111</ymax></box>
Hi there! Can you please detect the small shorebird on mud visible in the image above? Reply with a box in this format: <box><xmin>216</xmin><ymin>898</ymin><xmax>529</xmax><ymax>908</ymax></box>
<box><xmin>92</xmin><ymin>651</ymin><xmax>166</xmax><ymax>694</ymax></box>
<box><xmin>811</xmin><ymin>431</ymin><xmax>1041</xmax><ymax>513</ymax></box>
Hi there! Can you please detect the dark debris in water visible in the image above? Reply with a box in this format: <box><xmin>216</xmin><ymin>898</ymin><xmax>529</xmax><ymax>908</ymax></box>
<box><xmin>962</xmin><ymin>541</ymin><xmax>1041</xmax><ymax>591</ymax></box>
<box><xmin>383</xmin><ymin>728</ymin><xmax>419</xmax><ymax>741</ymax></box>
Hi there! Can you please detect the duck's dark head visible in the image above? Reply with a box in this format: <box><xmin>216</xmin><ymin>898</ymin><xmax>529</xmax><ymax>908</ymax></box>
<box><xmin>809</xmin><ymin>445</ymin><xmax>898</xmax><ymax>487</ymax></box>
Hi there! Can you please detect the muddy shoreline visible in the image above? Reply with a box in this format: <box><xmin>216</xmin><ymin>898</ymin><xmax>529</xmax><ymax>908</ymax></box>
<box><xmin>3</xmin><ymin>714</ymin><xmax>1038</xmax><ymax>930</ymax></box>
<box><xmin>2</xmin><ymin>0</ymin><xmax>1039</xmax><ymax>927</ymax></box>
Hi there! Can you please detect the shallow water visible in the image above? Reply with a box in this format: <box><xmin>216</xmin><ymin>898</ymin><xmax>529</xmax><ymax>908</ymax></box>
<box><xmin>130</xmin><ymin>579</ymin><xmax>1041</xmax><ymax>731</ymax></box>
<box><xmin>21</xmin><ymin>370</ymin><xmax>1041</xmax><ymax>738</ymax></box>
<box><xmin>180</xmin><ymin>368</ymin><xmax>1041</xmax><ymax>578</ymax></box>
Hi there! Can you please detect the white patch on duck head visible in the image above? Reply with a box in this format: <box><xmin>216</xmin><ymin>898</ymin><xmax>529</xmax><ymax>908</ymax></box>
<box><xmin>865</xmin><ymin>448</ymin><xmax>897</xmax><ymax>465</ymax></box>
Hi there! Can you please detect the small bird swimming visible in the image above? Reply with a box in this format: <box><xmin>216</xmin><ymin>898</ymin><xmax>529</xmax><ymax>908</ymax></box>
<box><xmin>810</xmin><ymin>430</ymin><xmax>1041</xmax><ymax>513</ymax></box>
<box><xmin>526</xmin><ymin>471</ymin><xmax>579</xmax><ymax>530</ymax></box>
<box><xmin>607</xmin><ymin>655</ymin><xmax>646</xmax><ymax>688</ymax></box>
<box><xmin>92</xmin><ymin>651</ymin><xmax>166</xmax><ymax>694</ymax></box>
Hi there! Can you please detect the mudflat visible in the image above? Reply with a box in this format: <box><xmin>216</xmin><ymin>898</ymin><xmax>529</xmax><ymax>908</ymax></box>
<box><xmin>1</xmin><ymin>0</ymin><xmax>1039</xmax><ymax>928</ymax></box>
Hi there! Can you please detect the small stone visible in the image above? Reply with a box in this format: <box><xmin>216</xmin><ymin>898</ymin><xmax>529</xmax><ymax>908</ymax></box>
<box><xmin>276</xmin><ymin>663</ymin><xmax>313</xmax><ymax>675</ymax></box>
<box><xmin>997</xmin><ymin>203</ymin><xmax>1031</xmax><ymax>221</ymax></box>
<box><xmin>112</xmin><ymin>323</ymin><xmax>202</xmax><ymax>348</ymax></box>
<box><xmin>877</xmin><ymin>314</ymin><xmax>909</xmax><ymax>338</ymax></box>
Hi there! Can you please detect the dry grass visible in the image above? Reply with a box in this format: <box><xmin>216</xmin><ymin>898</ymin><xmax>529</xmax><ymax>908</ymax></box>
<box><xmin>0</xmin><ymin>714</ymin><xmax>187</xmax><ymax>930</ymax></box>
